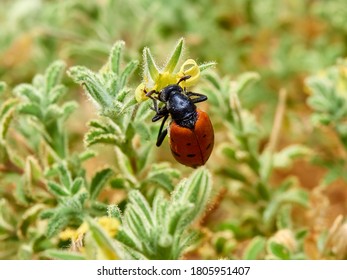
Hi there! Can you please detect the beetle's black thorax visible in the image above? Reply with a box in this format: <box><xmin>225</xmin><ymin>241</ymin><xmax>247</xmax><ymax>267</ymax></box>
<box><xmin>164</xmin><ymin>87</ymin><xmax>197</xmax><ymax>129</ymax></box>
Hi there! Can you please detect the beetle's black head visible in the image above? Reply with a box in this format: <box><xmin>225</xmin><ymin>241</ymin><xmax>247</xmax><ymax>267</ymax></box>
<box><xmin>158</xmin><ymin>84</ymin><xmax>183</xmax><ymax>102</ymax></box>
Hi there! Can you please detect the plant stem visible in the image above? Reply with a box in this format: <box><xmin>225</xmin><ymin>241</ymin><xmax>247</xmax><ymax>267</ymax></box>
<box><xmin>268</xmin><ymin>88</ymin><xmax>287</xmax><ymax>156</ymax></box>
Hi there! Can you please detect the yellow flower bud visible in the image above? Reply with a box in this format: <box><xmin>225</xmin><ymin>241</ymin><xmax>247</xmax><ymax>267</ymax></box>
<box><xmin>135</xmin><ymin>82</ymin><xmax>149</xmax><ymax>102</ymax></box>
<box><xmin>155</xmin><ymin>71</ymin><xmax>177</xmax><ymax>91</ymax></box>
<box><xmin>177</xmin><ymin>59</ymin><xmax>200</xmax><ymax>87</ymax></box>
<box><xmin>59</xmin><ymin>222</ymin><xmax>88</xmax><ymax>241</ymax></box>
<box><xmin>97</xmin><ymin>216</ymin><xmax>120</xmax><ymax>238</ymax></box>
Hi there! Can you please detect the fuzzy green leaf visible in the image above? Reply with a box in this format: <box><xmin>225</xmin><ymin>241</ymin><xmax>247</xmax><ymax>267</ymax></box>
<box><xmin>108</xmin><ymin>205</ymin><xmax>122</xmax><ymax>220</ymax></box>
<box><xmin>13</xmin><ymin>84</ymin><xmax>40</xmax><ymax>103</ymax></box>
<box><xmin>268</xmin><ymin>242</ymin><xmax>290</xmax><ymax>260</ymax></box>
<box><xmin>273</xmin><ymin>145</ymin><xmax>312</xmax><ymax>169</ymax></box>
<box><xmin>168</xmin><ymin>203</ymin><xmax>193</xmax><ymax>235</ymax></box>
<box><xmin>143</xmin><ymin>48</ymin><xmax>159</xmax><ymax>81</ymax></box>
<box><xmin>203</xmin><ymin>72</ymin><xmax>222</xmax><ymax>91</ymax></box>
<box><xmin>263</xmin><ymin>199</ymin><xmax>280</xmax><ymax>225</ymax></box>
<box><xmin>220</xmin><ymin>167</ymin><xmax>248</xmax><ymax>183</ymax></box>
<box><xmin>199</xmin><ymin>62</ymin><xmax>217</xmax><ymax>72</ymax></box>
<box><xmin>0</xmin><ymin>99</ymin><xmax>18</xmax><ymax>141</ymax></box>
<box><xmin>48</xmin><ymin>85</ymin><xmax>66</xmax><ymax>104</ymax></box>
<box><xmin>109</xmin><ymin>41</ymin><xmax>125</xmax><ymax>75</ymax></box>
<box><xmin>164</xmin><ymin>38</ymin><xmax>184</xmax><ymax>73</ymax></box>
<box><xmin>116</xmin><ymin>229</ymin><xmax>139</xmax><ymax>251</ymax></box>
<box><xmin>47</xmin><ymin>181</ymin><xmax>70</xmax><ymax>197</ymax></box>
<box><xmin>67</xmin><ymin>66</ymin><xmax>112</xmax><ymax>108</ymax></box>
<box><xmin>71</xmin><ymin>177</ymin><xmax>84</xmax><ymax>195</ymax></box>
<box><xmin>0</xmin><ymin>98</ymin><xmax>19</xmax><ymax>119</ymax></box>
<box><xmin>40</xmin><ymin>209</ymin><xmax>55</xmax><ymax>219</ymax></box>
<box><xmin>43</xmin><ymin>249</ymin><xmax>86</xmax><ymax>260</ymax></box>
<box><xmin>46</xmin><ymin>212</ymin><xmax>71</xmax><ymax>238</ymax></box>
<box><xmin>84</xmin><ymin>131</ymin><xmax>119</xmax><ymax>147</ymax></box>
<box><xmin>78</xmin><ymin>149</ymin><xmax>97</xmax><ymax>162</ymax></box>
<box><xmin>118</xmin><ymin>60</ymin><xmax>138</xmax><ymax>90</ymax></box>
<box><xmin>61</xmin><ymin>192</ymin><xmax>88</xmax><ymax>210</ymax></box>
<box><xmin>0</xmin><ymin>81</ymin><xmax>6</xmax><ymax>95</ymax></box>
<box><xmin>0</xmin><ymin>199</ymin><xmax>16</xmax><ymax>234</ymax></box>
<box><xmin>89</xmin><ymin>168</ymin><xmax>113</xmax><ymax>200</ymax></box>
<box><xmin>45</xmin><ymin>60</ymin><xmax>66</xmax><ymax>93</ymax></box>
<box><xmin>90</xmin><ymin>201</ymin><xmax>108</xmax><ymax>216</ymax></box>
<box><xmin>114</xmin><ymin>147</ymin><xmax>137</xmax><ymax>185</ymax></box>
<box><xmin>14</xmin><ymin>180</ymin><xmax>31</xmax><ymax>206</ymax></box>
<box><xmin>88</xmin><ymin>119</ymin><xmax>109</xmax><ymax>131</ymax></box>
<box><xmin>153</xmin><ymin>193</ymin><xmax>168</xmax><ymax>228</ymax></box>
<box><xmin>114</xmin><ymin>239</ymin><xmax>146</xmax><ymax>260</ymax></box>
<box><xmin>136</xmin><ymin>143</ymin><xmax>153</xmax><ymax>174</ymax></box>
<box><xmin>280</xmin><ymin>189</ymin><xmax>308</xmax><ymax>207</ymax></box>
<box><xmin>18</xmin><ymin>103</ymin><xmax>43</xmax><ymax>119</ymax></box>
<box><xmin>235</xmin><ymin>72</ymin><xmax>261</xmax><ymax>96</ymax></box>
<box><xmin>133</xmin><ymin>122</ymin><xmax>151</xmax><ymax>141</ymax></box>
<box><xmin>146</xmin><ymin>164</ymin><xmax>180</xmax><ymax>193</ymax></box>
<box><xmin>124</xmin><ymin>205</ymin><xmax>150</xmax><ymax>242</ymax></box>
<box><xmin>128</xmin><ymin>191</ymin><xmax>154</xmax><ymax>227</ymax></box>
<box><xmin>110</xmin><ymin>177</ymin><xmax>128</xmax><ymax>189</ymax></box>
<box><xmin>276</xmin><ymin>205</ymin><xmax>292</xmax><ymax>229</ymax></box>
<box><xmin>243</xmin><ymin>236</ymin><xmax>266</xmax><ymax>260</ymax></box>
<box><xmin>44</xmin><ymin>104</ymin><xmax>63</xmax><ymax>123</ymax></box>
<box><xmin>61</xmin><ymin>101</ymin><xmax>78</xmax><ymax>121</ymax></box>
<box><xmin>57</xmin><ymin>164</ymin><xmax>72</xmax><ymax>188</ymax></box>
<box><xmin>25</xmin><ymin>156</ymin><xmax>42</xmax><ymax>183</ymax></box>
<box><xmin>173</xmin><ymin>167</ymin><xmax>212</xmax><ymax>222</ymax></box>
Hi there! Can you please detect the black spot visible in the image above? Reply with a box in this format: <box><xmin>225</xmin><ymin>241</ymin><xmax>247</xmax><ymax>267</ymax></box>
<box><xmin>203</xmin><ymin>134</ymin><xmax>207</xmax><ymax>138</ymax></box>
<box><xmin>206</xmin><ymin>143</ymin><xmax>211</xmax><ymax>150</ymax></box>
<box><xmin>186</xmin><ymin>142</ymin><xmax>191</xmax><ymax>146</ymax></box>
<box><xmin>172</xmin><ymin>150</ymin><xmax>181</xmax><ymax>157</ymax></box>
<box><xmin>187</xmin><ymin>154</ymin><xmax>196</xmax><ymax>158</ymax></box>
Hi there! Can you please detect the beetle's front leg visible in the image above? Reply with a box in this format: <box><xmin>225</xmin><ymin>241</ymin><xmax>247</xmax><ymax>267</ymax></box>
<box><xmin>152</xmin><ymin>105</ymin><xmax>169</xmax><ymax>122</ymax></box>
<box><xmin>145</xmin><ymin>89</ymin><xmax>161</xmax><ymax>113</ymax></box>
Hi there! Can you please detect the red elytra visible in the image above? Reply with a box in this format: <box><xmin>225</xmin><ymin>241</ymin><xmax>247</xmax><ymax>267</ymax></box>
<box><xmin>169</xmin><ymin>109</ymin><xmax>214</xmax><ymax>168</ymax></box>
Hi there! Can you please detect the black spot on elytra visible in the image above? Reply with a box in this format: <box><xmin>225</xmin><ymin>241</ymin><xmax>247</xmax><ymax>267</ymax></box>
<box><xmin>187</xmin><ymin>154</ymin><xmax>196</xmax><ymax>158</ymax></box>
<box><xmin>206</xmin><ymin>143</ymin><xmax>211</xmax><ymax>150</ymax></box>
<box><xmin>203</xmin><ymin>134</ymin><xmax>207</xmax><ymax>138</ymax></box>
<box><xmin>186</xmin><ymin>142</ymin><xmax>191</xmax><ymax>146</ymax></box>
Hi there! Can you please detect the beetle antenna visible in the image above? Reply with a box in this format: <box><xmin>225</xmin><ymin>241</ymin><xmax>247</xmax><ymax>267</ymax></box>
<box><xmin>145</xmin><ymin>89</ymin><xmax>158</xmax><ymax>98</ymax></box>
<box><xmin>177</xmin><ymin>75</ymin><xmax>191</xmax><ymax>85</ymax></box>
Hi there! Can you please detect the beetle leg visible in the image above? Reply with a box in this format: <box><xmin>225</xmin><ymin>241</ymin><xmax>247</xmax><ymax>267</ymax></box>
<box><xmin>156</xmin><ymin>114</ymin><xmax>169</xmax><ymax>147</ymax></box>
<box><xmin>145</xmin><ymin>89</ymin><xmax>160</xmax><ymax>112</ymax></box>
<box><xmin>150</xmin><ymin>98</ymin><xmax>159</xmax><ymax>113</ymax></box>
<box><xmin>186</xmin><ymin>91</ymin><xmax>208</xmax><ymax>103</ymax></box>
<box><xmin>152</xmin><ymin>106</ymin><xmax>168</xmax><ymax>122</ymax></box>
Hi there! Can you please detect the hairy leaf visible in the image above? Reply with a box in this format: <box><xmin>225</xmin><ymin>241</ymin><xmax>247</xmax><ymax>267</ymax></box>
<box><xmin>243</xmin><ymin>236</ymin><xmax>266</xmax><ymax>260</ymax></box>
<box><xmin>89</xmin><ymin>168</ymin><xmax>113</xmax><ymax>200</ymax></box>
<box><xmin>164</xmin><ymin>38</ymin><xmax>184</xmax><ymax>73</ymax></box>
<box><xmin>45</xmin><ymin>60</ymin><xmax>66</xmax><ymax>93</ymax></box>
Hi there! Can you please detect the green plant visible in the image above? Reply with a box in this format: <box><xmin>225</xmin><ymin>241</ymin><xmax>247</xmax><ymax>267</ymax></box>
<box><xmin>196</xmin><ymin>71</ymin><xmax>311</xmax><ymax>259</ymax></box>
<box><xmin>115</xmin><ymin>168</ymin><xmax>211</xmax><ymax>260</ymax></box>
<box><xmin>2</xmin><ymin>0</ymin><xmax>347</xmax><ymax>260</ymax></box>
<box><xmin>0</xmin><ymin>39</ymin><xmax>215</xmax><ymax>260</ymax></box>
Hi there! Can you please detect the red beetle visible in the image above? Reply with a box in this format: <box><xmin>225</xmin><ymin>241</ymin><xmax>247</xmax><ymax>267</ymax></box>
<box><xmin>146</xmin><ymin>76</ymin><xmax>214</xmax><ymax>168</ymax></box>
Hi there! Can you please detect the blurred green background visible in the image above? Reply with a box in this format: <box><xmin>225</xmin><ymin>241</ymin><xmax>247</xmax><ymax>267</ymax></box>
<box><xmin>1</xmin><ymin>0</ymin><xmax>347</xmax><ymax>259</ymax></box>
<box><xmin>1</xmin><ymin>0</ymin><xmax>347</xmax><ymax>134</ymax></box>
